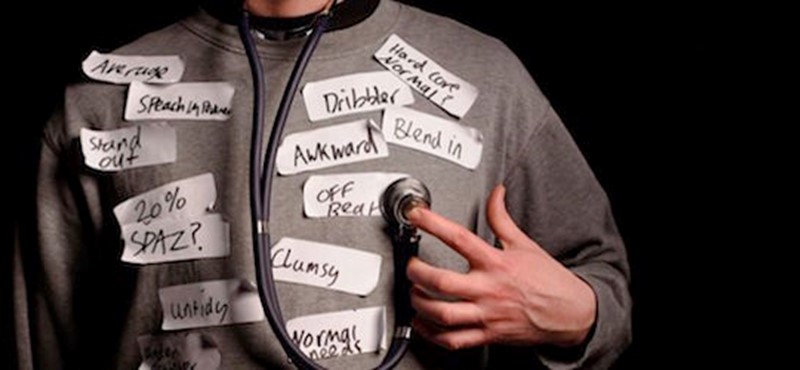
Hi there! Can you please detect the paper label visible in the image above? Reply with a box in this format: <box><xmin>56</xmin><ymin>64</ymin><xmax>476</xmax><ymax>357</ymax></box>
<box><xmin>80</xmin><ymin>124</ymin><xmax>176</xmax><ymax>171</ymax></box>
<box><xmin>286</xmin><ymin>306</ymin><xmax>387</xmax><ymax>360</ymax></box>
<box><xmin>276</xmin><ymin>120</ymin><xmax>389</xmax><ymax>175</ymax></box>
<box><xmin>271</xmin><ymin>237</ymin><xmax>382</xmax><ymax>296</ymax></box>
<box><xmin>302</xmin><ymin>71</ymin><xmax>414</xmax><ymax>122</ymax></box>
<box><xmin>82</xmin><ymin>51</ymin><xmax>184</xmax><ymax>84</ymax></box>
<box><xmin>113</xmin><ymin>173</ymin><xmax>216</xmax><ymax>226</ymax></box>
<box><xmin>382</xmin><ymin>106</ymin><xmax>483</xmax><ymax>170</ymax></box>
<box><xmin>120</xmin><ymin>214</ymin><xmax>229</xmax><ymax>265</ymax></box>
<box><xmin>137</xmin><ymin>332</ymin><xmax>221</xmax><ymax>370</ymax></box>
<box><xmin>374</xmin><ymin>34</ymin><xmax>479</xmax><ymax>118</ymax></box>
<box><xmin>125</xmin><ymin>81</ymin><xmax>234</xmax><ymax>121</ymax></box>
<box><xmin>303</xmin><ymin>172</ymin><xmax>407</xmax><ymax>218</ymax></box>
<box><xmin>159</xmin><ymin>279</ymin><xmax>265</xmax><ymax>331</ymax></box>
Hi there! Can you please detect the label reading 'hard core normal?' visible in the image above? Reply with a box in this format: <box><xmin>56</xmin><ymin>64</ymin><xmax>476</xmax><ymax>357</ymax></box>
<box><xmin>302</xmin><ymin>71</ymin><xmax>414</xmax><ymax>121</ymax></box>
<box><xmin>120</xmin><ymin>214</ymin><xmax>230</xmax><ymax>265</ymax></box>
<box><xmin>159</xmin><ymin>279</ymin><xmax>265</xmax><ymax>331</ymax></box>
<box><xmin>125</xmin><ymin>81</ymin><xmax>235</xmax><ymax>121</ymax></box>
<box><xmin>82</xmin><ymin>51</ymin><xmax>184</xmax><ymax>84</ymax></box>
<box><xmin>80</xmin><ymin>124</ymin><xmax>176</xmax><ymax>172</ymax></box>
<box><xmin>382</xmin><ymin>106</ymin><xmax>483</xmax><ymax>170</ymax></box>
<box><xmin>271</xmin><ymin>237</ymin><xmax>382</xmax><ymax>296</ymax></box>
<box><xmin>374</xmin><ymin>34</ymin><xmax>479</xmax><ymax>118</ymax></box>
<box><xmin>137</xmin><ymin>332</ymin><xmax>221</xmax><ymax>370</ymax></box>
<box><xmin>303</xmin><ymin>172</ymin><xmax>408</xmax><ymax>218</ymax></box>
<box><xmin>276</xmin><ymin>120</ymin><xmax>389</xmax><ymax>175</ymax></box>
<box><xmin>113</xmin><ymin>173</ymin><xmax>217</xmax><ymax>226</ymax></box>
<box><xmin>286</xmin><ymin>306</ymin><xmax>387</xmax><ymax>361</ymax></box>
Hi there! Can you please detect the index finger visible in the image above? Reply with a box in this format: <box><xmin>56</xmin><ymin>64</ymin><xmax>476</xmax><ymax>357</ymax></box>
<box><xmin>406</xmin><ymin>207</ymin><xmax>497</xmax><ymax>266</ymax></box>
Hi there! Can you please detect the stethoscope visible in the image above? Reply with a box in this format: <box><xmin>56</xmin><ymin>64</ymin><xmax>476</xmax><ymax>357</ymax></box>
<box><xmin>237</xmin><ymin>1</ymin><xmax>430</xmax><ymax>368</ymax></box>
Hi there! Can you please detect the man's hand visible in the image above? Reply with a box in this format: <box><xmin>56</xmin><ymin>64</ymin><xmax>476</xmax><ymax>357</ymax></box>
<box><xmin>405</xmin><ymin>185</ymin><xmax>597</xmax><ymax>350</ymax></box>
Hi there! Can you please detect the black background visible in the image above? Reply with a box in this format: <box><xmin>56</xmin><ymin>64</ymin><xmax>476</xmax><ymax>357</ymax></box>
<box><xmin>6</xmin><ymin>0</ymin><xmax>772</xmax><ymax>368</ymax></box>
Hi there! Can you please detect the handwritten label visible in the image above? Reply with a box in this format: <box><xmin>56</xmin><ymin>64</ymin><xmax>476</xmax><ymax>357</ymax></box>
<box><xmin>382</xmin><ymin>107</ymin><xmax>482</xmax><ymax>170</ymax></box>
<box><xmin>302</xmin><ymin>71</ymin><xmax>414</xmax><ymax>122</ymax></box>
<box><xmin>374</xmin><ymin>34</ymin><xmax>479</xmax><ymax>118</ymax></box>
<box><xmin>82</xmin><ymin>51</ymin><xmax>184</xmax><ymax>84</ymax></box>
<box><xmin>159</xmin><ymin>279</ymin><xmax>265</xmax><ymax>331</ymax></box>
<box><xmin>303</xmin><ymin>172</ymin><xmax>407</xmax><ymax>218</ymax></box>
<box><xmin>114</xmin><ymin>173</ymin><xmax>217</xmax><ymax>226</ymax></box>
<box><xmin>80</xmin><ymin>124</ymin><xmax>176</xmax><ymax>171</ymax></box>
<box><xmin>271</xmin><ymin>237</ymin><xmax>382</xmax><ymax>296</ymax></box>
<box><xmin>276</xmin><ymin>120</ymin><xmax>389</xmax><ymax>175</ymax></box>
<box><xmin>286</xmin><ymin>306</ymin><xmax>387</xmax><ymax>361</ymax></box>
<box><xmin>120</xmin><ymin>214</ymin><xmax>229</xmax><ymax>265</ymax></box>
<box><xmin>125</xmin><ymin>81</ymin><xmax>234</xmax><ymax>121</ymax></box>
<box><xmin>137</xmin><ymin>332</ymin><xmax>221</xmax><ymax>370</ymax></box>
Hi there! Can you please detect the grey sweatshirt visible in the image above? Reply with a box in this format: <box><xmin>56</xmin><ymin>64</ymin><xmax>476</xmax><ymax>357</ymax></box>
<box><xmin>15</xmin><ymin>1</ymin><xmax>631</xmax><ymax>369</ymax></box>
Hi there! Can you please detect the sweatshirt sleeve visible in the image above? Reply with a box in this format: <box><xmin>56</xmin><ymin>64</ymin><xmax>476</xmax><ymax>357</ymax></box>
<box><xmin>498</xmin><ymin>106</ymin><xmax>632</xmax><ymax>369</ymax></box>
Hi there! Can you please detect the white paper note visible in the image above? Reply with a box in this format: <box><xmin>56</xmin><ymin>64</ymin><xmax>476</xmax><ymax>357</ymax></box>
<box><xmin>374</xmin><ymin>34</ymin><xmax>479</xmax><ymax>118</ymax></box>
<box><xmin>303</xmin><ymin>172</ymin><xmax>408</xmax><ymax>218</ymax></box>
<box><xmin>113</xmin><ymin>173</ymin><xmax>217</xmax><ymax>226</ymax></box>
<box><xmin>271</xmin><ymin>237</ymin><xmax>382</xmax><ymax>296</ymax></box>
<box><xmin>276</xmin><ymin>120</ymin><xmax>389</xmax><ymax>175</ymax></box>
<box><xmin>80</xmin><ymin>124</ymin><xmax>176</xmax><ymax>172</ymax></box>
<box><xmin>125</xmin><ymin>81</ymin><xmax>235</xmax><ymax>121</ymax></box>
<box><xmin>159</xmin><ymin>279</ymin><xmax>265</xmax><ymax>331</ymax></box>
<box><xmin>382</xmin><ymin>107</ymin><xmax>483</xmax><ymax>170</ymax></box>
<box><xmin>82</xmin><ymin>51</ymin><xmax>184</xmax><ymax>84</ymax></box>
<box><xmin>120</xmin><ymin>214</ymin><xmax>230</xmax><ymax>265</ymax></box>
<box><xmin>286</xmin><ymin>306</ymin><xmax>387</xmax><ymax>360</ymax></box>
<box><xmin>302</xmin><ymin>71</ymin><xmax>414</xmax><ymax>122</ymax></box>
<box><xmin>137</xmin><ymin>332</ymin><xmax>221</xmax><ymax>370</ymax></box>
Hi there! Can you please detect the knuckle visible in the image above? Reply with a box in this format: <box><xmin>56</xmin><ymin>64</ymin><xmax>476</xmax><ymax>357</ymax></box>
<box><xmin>450</xmin><ymin>228</ymin><xmax>472</xmax><ymax>247</ymax></box>
<box><xmin>440</xmin><ymin>335</ymin><xmax>462</xmax><ymax>350</ymax></box>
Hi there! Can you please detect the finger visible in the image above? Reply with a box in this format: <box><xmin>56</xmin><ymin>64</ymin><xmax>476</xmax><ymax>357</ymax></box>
<box><xmin>407</xmin><ymin>257</ymin><xmax>486</xmax><ymax>300</ymax></box>
<box><xmin>486</xmin><ymin>185</ymin><xmax>530</xmax><ymax>249</ymax></box>
<box><xmin>406</xmin><ymin>207</ymin><xmax>497</xmax><ymax>266</ymax></box>
<box><xmin>411</xmin><ymin>286</ymin><xmax>484</xmax><ymax>327</ymax></box>
<box><xmin>412</xmin><ymin>317</ymin><xmax>490</xmax><ymax>350</ymax></box>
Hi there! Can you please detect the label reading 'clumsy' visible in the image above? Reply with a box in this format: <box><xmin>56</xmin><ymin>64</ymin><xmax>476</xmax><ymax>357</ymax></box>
<box><xmin>82</xmin><ymin>51</ymin><xmax>184</xmax><ymax>84</ymax></box>
<box><xmin>276</xmin><ymin>120</ymin><xmax>389</xmax><ymax>175</ymax></box>
<box><xmin>271</xmin><ymin>237</ymin><xmax>382</xmax><ymax>296</ymax></box>
<box><xmin>113</xmin><ymin>173</ymin><xmax>217</xmax><ymax>226</ymax></box>
<box><xmin>159</xmin><ymin>279</ymin><xmax>265</xmax><ymax>331</ymax></box>
<box><xmin>302</xmin><ymin>71</ymin><xmax>414</xmax><ymax>122</ymax></box>
<box><xmin>125</xmin><ymin>81</ymin><xmax>234</xmax><ymax>121</ymax></box>
<box><xmin>120</xmin><ymin>214</ymin><xmax>230</xmax><ymax>265</ymax></box>
<box><xmin>80</xmin><ymin>124</ymin><xmax>176</xmax><ymax>172</ymax></box>
<box><xmin>382</xmin><ymin>106</ymin><xmax>483</xmax><ymax>170</ymax></box>
<box><xmin>303</xmin><ymin>172</ymin><xmax>408</xmax><ymax>218</ymax></box>
<box><xmin>286</xmin><ymin>306</ymin><xmax>387</xmax><ymax>361</ymax></box>
<box><xmin>374</xmin><ymin>34</ymin><xmax>479</xmax><ymax>118</ymax></box>
<box><xmin>137</xmin><ymin>332</ymin><xmax>221</xmax><ymax>370</ymax></box>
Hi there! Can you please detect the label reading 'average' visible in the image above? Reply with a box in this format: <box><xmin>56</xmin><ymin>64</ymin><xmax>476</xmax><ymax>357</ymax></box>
<box><xmin>82</xmin><ymin>51</ymin><xmax>184</xmax><ymax>84</ymax></box>
<box><xmin>374</xmin><ymin>34</ymin><xmax>479</xmax><ymax>118</ymax></box>
<box><xmin>125</xmin><ymin>81</ymin><xmax>234</xmax><ymax>121</ymax></box>
<box><xmin>80</xmin><ymin>124</ymin><xmax>176</xmax><ymax>172</ymax></box>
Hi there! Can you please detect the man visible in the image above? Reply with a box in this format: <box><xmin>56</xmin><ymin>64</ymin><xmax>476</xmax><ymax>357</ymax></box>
<box><xmin>15</xmin><ymin>0</ymin><xmax>631</xmax><ymax>368</ymax></box>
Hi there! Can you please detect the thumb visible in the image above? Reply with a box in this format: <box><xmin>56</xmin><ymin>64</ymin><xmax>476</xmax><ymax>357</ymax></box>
<box><xmin>486</xmin><ymin>185</ymin><xmax>533</xmax><ymax>249</ymax></box>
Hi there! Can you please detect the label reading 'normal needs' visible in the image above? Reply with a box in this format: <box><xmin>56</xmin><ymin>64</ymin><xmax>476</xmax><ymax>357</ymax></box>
<box><xmin>303</xmin><ymin>172</ymin><xmax>408</xmax><ymax>218</ymax></box>
<box><xmin>276</xmin><ymin>120</ymin><xmax>389</xmax><ymax>175</ymax></box>
<box><xmin>125</xmin><ymin>81</ymin><xmax>234</xmax><ymax>121</ymax></box>
<box><xmin>374</xmin><ymin>34</ymin><xmax>479</xmax><ymax>118</ymax></box>
<box><xmin>80</xmin><ymin>124</ymin><xmax>176</xmax><ymax>172</ymax></box>
<box><xmin>120</xmin><ymin>214</ymin><xmax>229</xmax><ymax>265</ymax></box>
<box><xmin>137</xmin><ymin>332</ymin><xmax>221</xmax><ymax>370</ymax></box>
<box><xmin>382</xmin><ymin>106</ymin><xmax>483</xmax><ymax>170</ymax></box>
<box><xmin>159</xmin><ymin>279</ymin><xmax>264</xmax><ymax>331</ymax></box>
<box><xmin>302</xmin><ymin>71</ymin><xmax>414</xmax><ymax>122</ymax></box>
<box><xmin>272</xmin><ymin>237</ymin><xmax>382</xmax><ymax>296</ymax></box>
<box><xmin>82</xmin><ymin>51</ymin><xmax>184</xmax><ymax>84</ymax></box>
<box><xmin>113</xmin><ymin>173</ymin><xmax>217</xmax><ymax>226</ymax></box>
<box><xmin>287</xmin><ymin>306</ymin><xmax>387</xmax><ymax>361</ymax></box>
